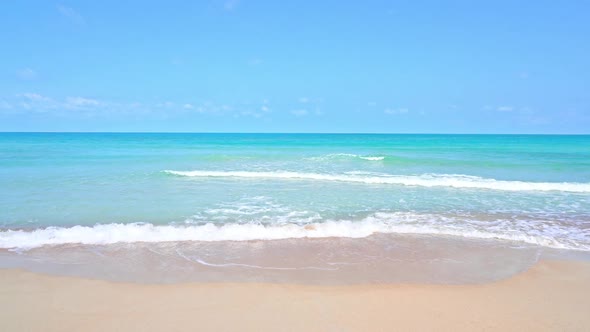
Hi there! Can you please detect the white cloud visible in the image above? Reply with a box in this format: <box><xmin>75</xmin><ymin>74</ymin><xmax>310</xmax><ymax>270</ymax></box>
<box><xmin>180</xmin><ymin>101</ymin><xmax>235</xmax><ymax>115</ymax></box>
<box><xmin>291</xmin><ymin>109</ymin><xmax>308</xmax><ymax>117</ymax></box>
<box><xmin>65</xmin><ymin>97</ymin><xmax>100</xmax><ymax>108</ymax></box>
<box><xmin>486</xmin><ymin>105</ymin><xmax>534</xmax><ymax>115</ymax></box>
<box><xmin>57</xmin><ymin>4</ymin><xmax>85</xmax><ymax>25</ymax></box>
<box><xmin>16</xmin><ymin>68</ymin><xmax>37</xmax><ymax>80</ymax></box>
<box><xmin>6</xmin><ymin>93</ymin><xmax>275</xmax><ymax>119</ymax></box>
<box><xmin>156</xmin><ymin>101</ymin><xmax>175</xmax><ymax>108</ymax></box>
<box><xmin>367</xmin><ymin>101</ymin><xmax>377</xmax><ymax>107</ymax></box>
<box><xmin>19</xmin><ymin>92</ymin><xmax>52</xmax><ymax>102</ymax></box>
<box><xmin>12</xmin><ymin>93</ymin><xmax>102</xmax><ymax>113</ymax></box>
<box><xmin>240</xmin><ymin>111</ymin><xmax>263</xmax><ymax>118</ymax></box>
<box><xmin>13</xmin><ymin>93</ymin><xmax>57</xmax><ymax>113</ymax></box>
<box><xmin>298</xmin><ymin>97</ymin><xmax>325</xmax><ymax>105</ymax></box>
<box><xmin>384</xmin><ymin>108</ymin><xmax>409</xmax><ymax>115</ymax></box>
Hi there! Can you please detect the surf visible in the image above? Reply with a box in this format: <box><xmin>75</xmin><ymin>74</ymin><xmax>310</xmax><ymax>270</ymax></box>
<box><xmin>163</xmin><ymin>170</ymin><xmax>590</xmax><ymax>193</ymax></box>
<box><xmin>2</xmin><ymin>212</ymin><xmax>588</xmax><ymax>251</ymax></box>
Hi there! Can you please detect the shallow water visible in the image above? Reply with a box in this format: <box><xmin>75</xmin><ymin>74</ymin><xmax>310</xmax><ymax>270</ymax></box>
<box><xmin>0</xmin><ymin>234</ymin><xmax>567</xmax><ymax>284</ymax></box>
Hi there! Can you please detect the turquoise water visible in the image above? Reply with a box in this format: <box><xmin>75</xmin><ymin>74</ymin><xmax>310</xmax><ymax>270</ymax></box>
<box><xmin>1</xmin><ymin>133</ymin><xmax>590</xmax><ymax>251</ymax></box>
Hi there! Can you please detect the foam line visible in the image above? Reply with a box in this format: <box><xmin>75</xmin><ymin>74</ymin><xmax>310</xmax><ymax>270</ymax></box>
<box><xmin>163</xmin><ymin>170</ymin><xmax>590</xmax><ymax>193</ymax></box>
<box><xmin>1</xmin><ymin>214</ymin><xmax>588</xmax><ymax>251</ymax></box>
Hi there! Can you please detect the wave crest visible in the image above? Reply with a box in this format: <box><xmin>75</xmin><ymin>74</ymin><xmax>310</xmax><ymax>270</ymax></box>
<box><xmin>1</xmin><ymin>212</ymin><xmax>588</xmax><ymax>251</ymax></box>
<box><xmin>163</xmin><ymin>170</ymin><xmax>590</xmax><ymax>193</ymax></box>
<box><xmin>307</xmin><ymin>153</ymin><xmax>385</xmax><ymax>161</ymax></box>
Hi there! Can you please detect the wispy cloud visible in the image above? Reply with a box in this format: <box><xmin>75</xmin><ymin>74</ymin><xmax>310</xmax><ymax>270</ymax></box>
<box><xmin>496</xmin><ymin>106</ymin><xmax>514</xmax><ymax>112</ymax></box>
<box><xmin>15</xmin><ymin>93</ymin><xmax>57</xmax><ymax>113</ymax></box>
<box><xmin>291</xmin><ymin>109</ymin><xmax>308</xmax><ymax>117</ymax></box>
<box><xmin>292</xmin><ymin>97</ymin><xmax>325</xmax><ymax>116</ymax></box>
<box><xmin>193</xmin><ymin>102</ymin><xmax>233</xmax><ymax>114</ymax></box>
<box><xmin>156</xmin><ymin>101</ymin><xmax>175</xmax><ymax>108</ymax></box>
<box><xmin>234</xmin><ymin>101</ymin><xmax>272</xmax><ymax>117</ymax></box>
<box><xmin>483</xmin><ymin>105</ymin><xmax>553</xmax><ymax>127</ymax></box>
<box><xmin>19</xmin><ymin>92</ymin><xmax>52</xmax><ymax>102</ymax></box>
<box><xmin>384</xmin><ymin>108</ymin><xmax>409</xmax><ymax>115</ymax></box>
<box><xmin>11</xmin><ymin>93</ymin><xmax>102</xmax><ymax>113</ymax></box>
<box><xmin>3</xmin><ymin>93</ymin><xmax>277</xmax><ymax>120</ymax></box>
<box><xmin>16</xmin><ymin>68</ymin><xmax>37</xmax><ymax>80</ymax></box>
<box><xmin>65</xmin><ymin>96</ymin><xmax>100</xmax><ymax>108</ymax></box>
<box><xmin>57</xmin><ymin>4</ymin><xmax>85</xmax><ymax>25</ymax></box>
<box><xmin>298</xmin><ymin>96</ymin><xmax>325</xmax><ymax>104</ymax></box>
<box><xmin>240</xmin><ymin>110</ymin><xmax>263</xmax><ymax>118</ymax></box>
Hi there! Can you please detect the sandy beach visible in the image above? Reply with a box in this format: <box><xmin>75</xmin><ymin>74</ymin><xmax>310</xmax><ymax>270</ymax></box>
<box><xmin>1</xmin><ymin>260</ymin><xmax>590</xmax><ymax>331</ymax></box>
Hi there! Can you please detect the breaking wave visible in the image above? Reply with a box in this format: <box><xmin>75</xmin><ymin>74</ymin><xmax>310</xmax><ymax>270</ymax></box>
<box><xmin>306</xmin><ymin>153</ymin><xmax>386</xmax><ymax>161</ymax></box>
<box><xmin>163</xmin><ymin>170</ymin><xmax>590</xmax><ymax>193</ymax></box>
<box><xmin>1</xmin><ymin>212</ymin><xmax>588</xmax><ymax>251</ymax></box>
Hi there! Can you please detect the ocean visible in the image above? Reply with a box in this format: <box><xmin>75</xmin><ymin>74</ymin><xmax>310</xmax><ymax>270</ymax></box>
<box><xmin>1</xmin><ymin>133</ymin><xmax>589</xmax><ymax>283</ymax></box>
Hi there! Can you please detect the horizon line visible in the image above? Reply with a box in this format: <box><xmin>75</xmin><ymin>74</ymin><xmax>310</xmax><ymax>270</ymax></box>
<box><xmin>0</xmin><ymin>131</ymin><xmax>589</xmax><ymax>135</ymax></box>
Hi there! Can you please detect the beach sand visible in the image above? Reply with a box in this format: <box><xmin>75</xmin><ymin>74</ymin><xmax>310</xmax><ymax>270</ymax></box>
<box><xmin>1</xmin><ymin>260</ymin><xmax>590</xmax><ymax>331</ymax></box>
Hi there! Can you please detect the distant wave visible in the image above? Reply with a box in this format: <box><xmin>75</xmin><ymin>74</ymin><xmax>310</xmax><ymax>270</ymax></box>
<box><xmin>359</xmin><ymin>156</ymin><xmax>385</xmax><ymax>161</ymax></box>
<box><xmin>308</xmin><ymin>153</ymin><xmax>385</xmax><ymax>161</ymax></box>
<box><xmin>163</xmin><ymin>170</ymin><xmax>590</xmax><ymax>193</ymax></box>
<box><xmin>1</xmin><ymin>212</ymin><xmax>588</xmax><ymax>251</ymax></box>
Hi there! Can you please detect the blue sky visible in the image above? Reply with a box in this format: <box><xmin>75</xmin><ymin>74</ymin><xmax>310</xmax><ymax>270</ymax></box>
<box><xmin>1</xmin><ymin>1</ymin><xmax>589</xmax><ymax>133</ymax></box>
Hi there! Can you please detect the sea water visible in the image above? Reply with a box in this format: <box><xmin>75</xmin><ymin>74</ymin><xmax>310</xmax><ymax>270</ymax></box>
<box><xmin>1</xmin><ymin>133</ymin><xmax>589</xmax><ymax>283</ymax></box>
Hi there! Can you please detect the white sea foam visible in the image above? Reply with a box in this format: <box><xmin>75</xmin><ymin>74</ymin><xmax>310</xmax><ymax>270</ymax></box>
<box><xmin>1</xmin><ymin>212</ymin><xmax>588</xmax><ymax>251</ymax></box>
<box><xmin>163</xmin><ymin>170</ymin><xmax>590</xmax><ymax>193</ymax></box>
<box><xmin>191</xmin><ymin>196</ymin><xmax>322</xmax><ymax>224</ymax></box>
<box><xmin>179</xmin><ymin>256</ymin><xmax>338</xmax><ymax>271</ymax></box>
<box><xmin>359</xmin><ymin>156</ymin><xmax>385</xmax><ymax>161</ymax></box>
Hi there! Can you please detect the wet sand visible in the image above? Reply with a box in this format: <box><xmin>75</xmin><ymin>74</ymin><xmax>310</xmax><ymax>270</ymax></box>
<box><xmin>1</xmin><ymin>260</ymin><xmax>590</xmax><ymax>331</ymax></box>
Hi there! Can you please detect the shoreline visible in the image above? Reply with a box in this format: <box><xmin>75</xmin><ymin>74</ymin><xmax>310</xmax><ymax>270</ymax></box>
<box><xmin>2</xmin><ymin>260</ymin><xmax>590</xmax><ymax>331</ymax></box>
<box><xmin>1</xmin><ymin>234</ymin><xmax>557</xmax><ymax>284</ymax></box>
